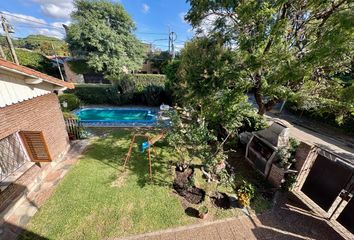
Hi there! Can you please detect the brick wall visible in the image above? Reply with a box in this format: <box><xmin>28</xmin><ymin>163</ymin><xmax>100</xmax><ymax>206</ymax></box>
<box><xmin>0</xmin><ymin>93</ymin><xmax>69</xmax><ymax>160</ymax></box>
<box><xmin>294</xmin><ymin>141</ymin><xmax>318</xmax><ymax>191</ymax></box>
<box><xmin>268</xmin><ymin>164</ymin><xmax>285</xmax><ymax>188</ymax></box>
<box><xmin>0</xmin><ymin>93</ymin><xmax>70</xmax><ymax>215</ymax></box>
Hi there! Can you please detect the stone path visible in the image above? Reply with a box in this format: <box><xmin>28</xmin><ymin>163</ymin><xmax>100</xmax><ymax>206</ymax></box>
<box><xmin>0</xmin><ymin>140</ymin><xmax>90</xmax><ymax>240</ymax></box>
<box><xmin>111</xmin><ymin>193</ymin><xmax>345</xmax><ymax>240</ymax></box>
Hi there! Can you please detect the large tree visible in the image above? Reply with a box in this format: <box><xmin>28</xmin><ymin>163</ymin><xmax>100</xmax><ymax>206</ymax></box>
<box><xmin>67</xmin><ymin>0</ymin><xmax>144</xmax><ymax>78</ymax></box>
<box><xmin>167</xmin><ymin>37</ymin><xmax>266</xmax><ymax>134</ymax></box>
<box><xmin>186</xmin><ymin>0</ymin><xmax>353</xmax><ymax>115</ymax></box>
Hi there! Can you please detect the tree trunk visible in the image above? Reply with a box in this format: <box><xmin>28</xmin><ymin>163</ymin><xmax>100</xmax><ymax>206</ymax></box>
<box><xmin>254</xmin><ymin>88</ymin><xmax>266</xmax><ymax>116</ymax></box>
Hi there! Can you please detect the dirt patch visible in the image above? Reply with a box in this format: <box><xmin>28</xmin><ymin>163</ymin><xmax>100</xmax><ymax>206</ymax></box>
<box><xmin>111</xmin><ymin>171</ymin><xmax>129</xmax><ymax>188</ymax></box>
<box><xmin>173</xmin><ymin>185</ymin><xmax>205</xmax><ymax>204</ymax></box>
<box><xmin>173</xmin><ymin>166</ymin><xmax>205</xmax><ymax>204</ymax></box>
<box><xmin>211</xmin><ymin>192</ymin><xmax>231</xmax><ymax>209</ymax></box>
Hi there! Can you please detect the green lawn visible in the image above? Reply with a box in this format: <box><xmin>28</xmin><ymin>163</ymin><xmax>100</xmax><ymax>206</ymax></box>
<box><xmin>20</xmin><ymin>129</ymin><xmax>271</xmax><ymax>239</ymax></box>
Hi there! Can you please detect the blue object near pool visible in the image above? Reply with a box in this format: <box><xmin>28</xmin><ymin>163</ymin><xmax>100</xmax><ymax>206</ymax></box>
<box><xmin>75</xmin><ymin>108</ymin><xmax>158</xmax><ymax>127</ymax></box>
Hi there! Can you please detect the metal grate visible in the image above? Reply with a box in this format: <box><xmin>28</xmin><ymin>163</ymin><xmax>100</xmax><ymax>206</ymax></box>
<box><xmin>0</xmin><ymin>133</ymin><xmax>29</xmax><ymax>182</ymax></box>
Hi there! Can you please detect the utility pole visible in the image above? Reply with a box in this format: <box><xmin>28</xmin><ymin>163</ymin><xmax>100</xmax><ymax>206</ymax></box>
<box><xmin>170</xmin><ymin>31</ymin><xmax>177</xmax><ymax>60</ymax></box>
<box><xmin>168</xmin><ymin>26</ymin><xmax>171</xmax><ymax>53</ymax></box>
<box><xmin>51</xmin><ymin>43</ymin><xmax>64</xmax><ymax>81</ymax></box>
<box><xmin>1</xmin><ymin>15</ymin><xmax>18</xmax><ymax>65</ymax></box>
<box><xmin>0</xmin><ymin>45</ymin><xmax>6</xmax><ymax>60</ymax></box>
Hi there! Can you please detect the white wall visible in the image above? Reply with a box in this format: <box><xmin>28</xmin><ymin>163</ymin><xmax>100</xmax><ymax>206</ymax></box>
<box><xmin>0</xmin><ymin>71</ymin><xmax>54</xmax><ymax>108</ymax></box>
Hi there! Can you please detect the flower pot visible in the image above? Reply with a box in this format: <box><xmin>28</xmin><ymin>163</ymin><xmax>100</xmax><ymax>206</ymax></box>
<box><xmin>198</xmin><ymin>211</ymin><xmax>208</xmax><ymax>219</ymax></box>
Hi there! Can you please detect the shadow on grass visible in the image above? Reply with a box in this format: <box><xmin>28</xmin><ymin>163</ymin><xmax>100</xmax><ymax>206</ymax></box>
<box><xmin>83</xmin><ymin>129</ymin><xmax>172</xmax><ymax>188</ymax></box>
<box><xmin>3</xmin><ymin>222</ymin><xmax>49</xmax><ymax>240</ymax></box>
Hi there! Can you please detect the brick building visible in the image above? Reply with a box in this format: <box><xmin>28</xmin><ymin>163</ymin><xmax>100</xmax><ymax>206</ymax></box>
<box><xmin>0</xmin><ymin>59</ymin><xmax>74</xmax><ymax>215</ymax></box>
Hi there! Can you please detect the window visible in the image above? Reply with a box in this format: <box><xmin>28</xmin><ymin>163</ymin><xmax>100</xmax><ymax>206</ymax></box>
<box><xmin>0</xmin><ymin>133</ymin><xmax>29</xmax><ymax>182</ymax></box>
<box><xmin>19</xmin><ymin>131</ymin><xmax>52</xmax><ymax>162</ymax></box>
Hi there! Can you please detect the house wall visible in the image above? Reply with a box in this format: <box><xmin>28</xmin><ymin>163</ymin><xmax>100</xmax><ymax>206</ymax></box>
<box><xmin>0</xmin><ymin>71</ymin><xmax>53</xmax><ymax>107</ymax></box>
<box><xmin>0</xmin><ymin>93</ymin><xmax>69</xmax><ymax>160</ymax></box>
<box><xmin>0</xmin><ymin>93</ymin><xmax>70</xmax><ymax>215</ymax></box>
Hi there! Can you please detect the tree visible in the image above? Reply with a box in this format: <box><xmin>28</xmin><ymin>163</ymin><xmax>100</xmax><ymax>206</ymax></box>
<box><xmin>66</xmin><ymin>0</ymin><xmax>145</xmax><ymax>78</ymax></box>
<box><xmin>146</xmin><ymin>50</ymin><xmax>171</xmax><ymax>73</ymax></box>
<box><xmin>186</xmin><ymin>0</ymin><xmax>353</xmax><ymax>115</ymax></box>
<box><xmin>166</xmin><ymin>38</ymin><xmax>266</xmax><ymax>134</ymax></box>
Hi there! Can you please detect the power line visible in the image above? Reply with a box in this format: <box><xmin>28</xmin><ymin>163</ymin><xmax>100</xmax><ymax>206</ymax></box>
<box><xmin>14</xmin><ymin>25</ymin><xmax>66</xmax><ymax>31</ymax></box>
<box><xmin>0</xmin><ymin>11</ymin><xmax>64</xmax><ymax>30</ymax></box>
<box><xmin>135</xmin><ymin>32</ymin><xmax>166</xmax><ymax>35</ymax></box>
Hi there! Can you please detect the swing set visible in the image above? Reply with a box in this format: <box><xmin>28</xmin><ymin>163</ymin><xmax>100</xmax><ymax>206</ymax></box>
<box><xmin>123</xmin><ymin>131</ymin><xmax>165</xmax><ymax>179</ymax></box>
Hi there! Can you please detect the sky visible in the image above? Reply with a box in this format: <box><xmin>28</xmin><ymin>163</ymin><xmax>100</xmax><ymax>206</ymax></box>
<box><xmin>0</xmin><ymin>0</ymin><xmax>194</xmax><ymax>51</ymax></box>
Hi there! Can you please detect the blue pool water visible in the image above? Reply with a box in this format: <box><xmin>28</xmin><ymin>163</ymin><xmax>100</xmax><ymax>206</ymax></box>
<box><xmin>75</xmin><ymin>108</ymin><xmax>158</xmax><ymax>127</ymax></box>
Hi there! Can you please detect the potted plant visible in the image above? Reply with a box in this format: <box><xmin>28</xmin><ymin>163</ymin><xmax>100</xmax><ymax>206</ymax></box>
<box><xmin>236</xmin><ymin>181</ymin><xmax>255</xmax><ymax>208</ymax></box>
<box><xmin>198</xmin><ymin>205</ymin><xmax>209</xmax><ymax>219</ymax></box>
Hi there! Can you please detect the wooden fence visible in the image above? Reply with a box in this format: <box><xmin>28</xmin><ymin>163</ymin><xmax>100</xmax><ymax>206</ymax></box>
<box><xmin>65</xmin><ymin>118</ymin><xmax>83</xmax><ymax>140</ymax></box>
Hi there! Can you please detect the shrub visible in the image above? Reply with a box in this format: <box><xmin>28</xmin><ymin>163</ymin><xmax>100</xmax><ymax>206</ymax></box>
<box><xmin>66</xmin><ymin>74</ymin><xmax>171</xmax><ymax>106</ymax></box>
<box><xmin>59</xmin><ymin>94</ymin><xmax>81</xmax><ymax>111</ymax></box>
<box><xmin>112</xmin><ymin>74</ymin><xmax>166</xmax><ymax>91</ymax></box>
<box><xmin>235</xmin><ymin>181</ymin><xmax>255</xmax><ymax>207</ymax></box>
<box><xmin>65</xmin><ymin>84</ymin><xmax>119</xmax><ymax>105</ymax></box>
<box><xmin>62</xmin><ymin>112</ymin><xmax>77</xmax><ymax>120</ymax></box>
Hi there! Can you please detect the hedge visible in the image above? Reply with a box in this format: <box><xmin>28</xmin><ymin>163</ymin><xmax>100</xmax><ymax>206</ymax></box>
<box><xmin>65</xmin><ymin>74</ymin><xmax>172</xmax><ymax>106</ymax></box>
<box><xmin>112</xmin><ymin>74</ymin><xmax>166</xmax><ymax>91</ymax></box>
<box><xmin>59</xmin><ymin>94</ymin><xmax>81</xmax><ymax>111</ymax></box>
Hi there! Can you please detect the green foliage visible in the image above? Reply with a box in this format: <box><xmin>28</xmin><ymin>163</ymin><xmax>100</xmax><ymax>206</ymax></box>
<box><xmin>4</xmin><ymin>48</ymin><xmax>60</xmax><ymax>78</ymax></box>
<box><xmin>146</xmin><ymin>50</ymin><xmax>171</xmax><ymax>73</ymax></box>
<box><xmin>186</xmin><ymin>0</ymin><xmax>353</xmax><ymax>115</ymax></box>
<box><xmin>275</xmin><ymin>138</ymin><xmax>299</xmax><ymax>169</ymax></box>
<box><xmin>198</xmin><ymin>205</ymin><xmax>208</xmax><ymax>214</ymax></box>
<box><xmin>115</xmin><ymin>74</ymin><xmax>166</xmax><ymax>91</ymax></box>
<box><xmin>14</xmin><ymin>35</ymin><xmax>69</xmax><ymax>56</ymax></box>
<box><xmin>67</xmin><ymin>60</ymin><xmax>93</xmax><ymax>74</ymax></box>
<box><xmin>282</xmin><ymin>173</ymin><xmax>298</xmax><ymax>192</ymax></box>
<box><xmin>171</xmin><ymin>38</ymin><xmax>266</xmax><ymax>133</ymax></box>
<box><xmin>59</xmin><ymin>94</ymin><xmax>81</xmax><ymax>111</ymax></box>
<box><xmin>166</xmin><ymin>107</ymin><xmax>216</xmax><ymax>164</ymax></box>
<box><xmin>236</xmin><ymin>181</ymin><xmax>255</xmax><ymax>207</ymax></box>
<box><xmin>62</xmin><ymin>112</ymin><xmax>77</xmax><ymax>120</ymax></box>
<box><xmin>67</xmin><ymin>0</ymin><xmax>145</xmax><ymax>78</ymax></box>
<box><xmin>65</xmin><ymin>74</ymin><xmax>170</xmax><ymax>106</ymax></box>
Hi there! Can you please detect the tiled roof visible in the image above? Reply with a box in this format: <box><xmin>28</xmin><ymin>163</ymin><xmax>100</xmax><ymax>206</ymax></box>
<box><xmin>0</xmin><ymin>58</ymin><xmax>74</xmax><ymax>89</ymax></box>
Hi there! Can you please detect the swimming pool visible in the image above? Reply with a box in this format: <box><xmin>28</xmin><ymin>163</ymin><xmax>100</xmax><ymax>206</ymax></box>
<box><xmin>75</xmin><ymin>108</ymin><xmax>158</xmax><ymax>127</ymax></box>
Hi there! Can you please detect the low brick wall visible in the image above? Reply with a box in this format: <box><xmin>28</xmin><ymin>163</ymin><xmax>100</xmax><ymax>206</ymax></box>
<box><xmin>268</xmin><ymin>164</ymin><xmax>285</xmax><ymax>188</ymax></box>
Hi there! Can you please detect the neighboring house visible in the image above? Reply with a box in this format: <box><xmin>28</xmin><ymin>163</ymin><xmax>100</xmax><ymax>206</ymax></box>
<box><xmin>0</xmin><ymin>59</ymin><xmax>74</xmax><ymax>215</ymax></box>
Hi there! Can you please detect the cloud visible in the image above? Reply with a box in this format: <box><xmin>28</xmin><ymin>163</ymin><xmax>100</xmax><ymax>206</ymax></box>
<box><xmin>179</xmin><ymin>12</ymin><xmax>187</xmax><ymax>24</ymax></box>
<box><xmin>32</xmin><ymin>0</ymin><xmax>74</xmax><ymax>19</ymax></box>
<box><xmin>142</xmin><ymin>3</ymin><xmax>150</xmax><ymax>14</ymax></box>
<box><xmin>2</xmin><ymin>11</ymin><xmax>46</xmax><ymax>26</ymax></box>
<box><xmin>2</xmin><ymin>11</ymin><xmax>67</xmax><ymax>39</ymax></box>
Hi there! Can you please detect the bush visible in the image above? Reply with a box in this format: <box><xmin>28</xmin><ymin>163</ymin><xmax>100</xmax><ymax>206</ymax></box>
<box><xmin>62</xmin><ymin>112</ymin><xmax>77</xmax><ymax>120</ymax></box>
<box><xmin>66</xmin><ymin>76</ymin><xmax>172</xmax><ymax>106</ymax></box>
<box><xmin>235</xmin><ymin>181</ymin><xmax>255</xmax><ymax>207</ymax></box>
<box><xmin>112</xmin><ymin>74</ymin><xmax>166</xmax><ymax>91</ymax></box>
<box><xmin>4</xmin><ymin>48</ymin><xmax>60</xmax><ymax>78</ymax></box>
<box><xmin>59</xmin><ymin>94</ymin><xmax>81</xmax><ymax>111</ymax></box>
<box><xmin>65</xmin><ymin>84</ymin><xmax>119</xmax><ymax>105</ymax></box>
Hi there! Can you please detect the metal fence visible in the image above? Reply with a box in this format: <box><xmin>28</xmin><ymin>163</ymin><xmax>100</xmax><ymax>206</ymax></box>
<box><xmin>65</xmin><ymin>118</ymin><xmax>83</xmax><ymax>140</ymax></box>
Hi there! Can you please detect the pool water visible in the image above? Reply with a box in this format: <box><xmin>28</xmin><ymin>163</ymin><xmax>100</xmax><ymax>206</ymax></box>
<box><xmin>75</xmin><ymin>108</ymin><xmax>157</xmax><ymax>127</ymax></box>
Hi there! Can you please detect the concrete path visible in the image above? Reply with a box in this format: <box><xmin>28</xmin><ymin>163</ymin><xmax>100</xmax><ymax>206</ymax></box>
<box><xmin>0</xmin><ymin>140</ymin><xmax>90</xmax><ymax>240</ymax></box>
<box><xmin>111</xmin><ymin>193</ymin><xmax>344</xmax><ymax>240</ymax></box>
<box><xmin>266</xmin><ymin>112</ymin><xmax>354</xmax><ymax>163</ymax></box>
